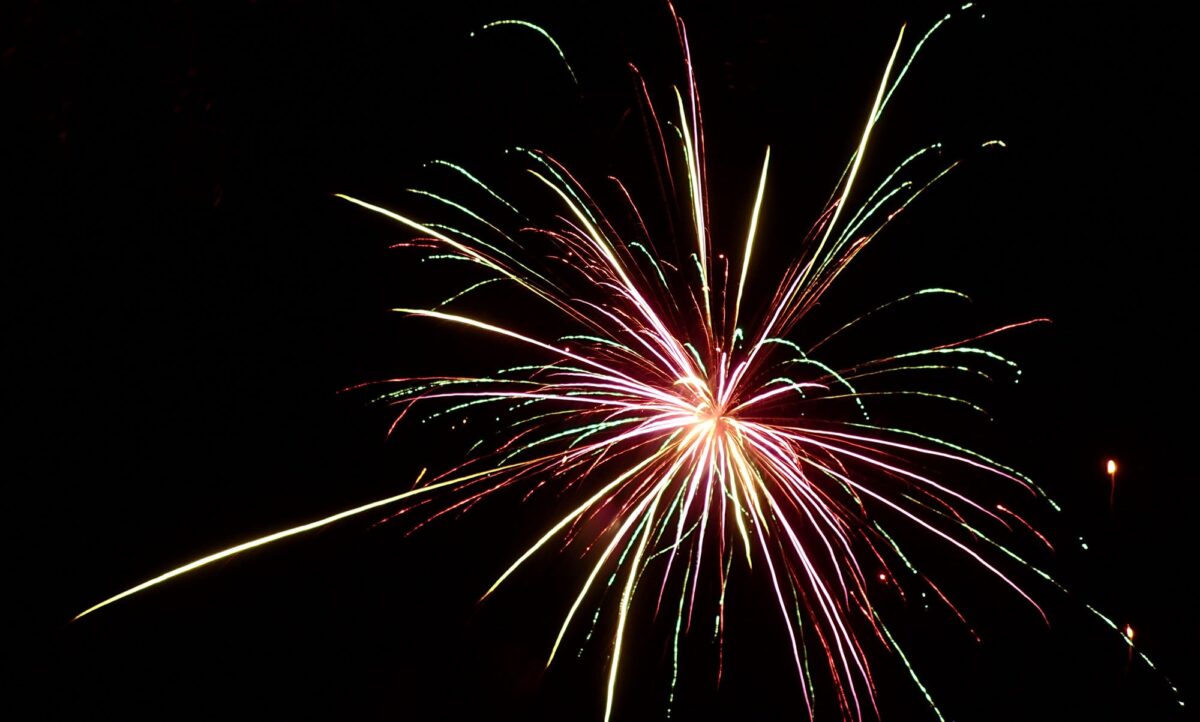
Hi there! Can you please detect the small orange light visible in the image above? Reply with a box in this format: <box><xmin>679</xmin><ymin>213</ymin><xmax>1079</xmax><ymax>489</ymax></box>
<box><xmin>1107</xmin><ymin>459</ymin><xmax>1117</xmax><ymax>475</ymax></box>
<box><xmin>1124</xmin><ymin>624</ymin><xmax>1134</xmax><ymax>642</ymax></box>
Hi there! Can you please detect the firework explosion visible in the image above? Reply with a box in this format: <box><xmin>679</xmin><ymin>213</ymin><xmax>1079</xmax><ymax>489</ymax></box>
<box><xmin>72</xmin><ymin>6</ymin><xmax>1184</xmax><ymax>720</ymax></box>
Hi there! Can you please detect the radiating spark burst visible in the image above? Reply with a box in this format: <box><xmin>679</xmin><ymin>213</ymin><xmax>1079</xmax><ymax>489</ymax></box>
<box><xmin>74</xmin><ymin>6</ymin><xmax>1186</xmax><ymax>720</ymax></box>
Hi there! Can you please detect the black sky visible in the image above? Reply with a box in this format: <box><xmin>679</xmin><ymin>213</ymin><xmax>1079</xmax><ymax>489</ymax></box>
<box><xmin>7</xmin><ymin>1</ymin><xmax>1196</xmax><ymax>720</ymax></box>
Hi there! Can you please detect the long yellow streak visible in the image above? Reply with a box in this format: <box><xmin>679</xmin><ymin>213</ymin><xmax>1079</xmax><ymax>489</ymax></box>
<box><xmin>335</xmin><ymin>194</ymin><xmax>490</xmax><ymax>269</ymax></box>
<box><xmin>605</xmin><ymin>478</ymin><xmax>670</xmax><ymax>722</ymax></box>
<box><xmin>794</xmin><ymin>25</ymin><xmax>906</xmax><ymax>305</ymax></box>
<box><xmin>75</xmin><ymin>452</ymin><xmax>560</xmax><ymax>621</ymax></box>
<box><xmin>732</xmin><ymin>146</ymin><xmax>771</xmax><ymax>338</ymax></box>
<box><xmin>336</xmin><ymin>194</ymin><xmax>565</xmax><ymax>312</ymax></box>
<box><xmin>74</xmin><ymin>469</ymin><xmax>424</xmax><ymax>621</ymax></box>
<box><xmin>395</xmin><ymin>308</ymin><xmax>678</xmax><ymax>409</ymax></box>
<box><xmin>731</xmin><ymin>26</ymin><xmax>907</xmax><ymax>395</ymax></box>
<box><xmin>337</xmin><ymin>194</ymin><xmax>596</xmax><ymax>330</ymax></box>
<box><xmin>674</xmin><ymin>88</ymin><xmax>711</xmax><ymax>329</ymax></box>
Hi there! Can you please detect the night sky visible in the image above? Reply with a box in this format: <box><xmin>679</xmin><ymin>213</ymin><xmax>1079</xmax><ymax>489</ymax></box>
<box><xmin>7</xmin><ymin>2</ymin><xmax>1196</xmax><ymax>720</ymax></box>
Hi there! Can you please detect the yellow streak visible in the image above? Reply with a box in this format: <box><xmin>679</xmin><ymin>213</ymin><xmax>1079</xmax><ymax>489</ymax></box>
<box><xmin>674</xmin><ymin>88</ymin><xmax>712</xmax><ymax>328</ymax></box>
<box><xmin>76</xmin><ymin>452</ymin><xmax>565</xmax><ymax>621</ymax></box>
<box><xmin>605</xmin><ymin>478</ymin><xmax>669</xmax><ymax>722</ymax></box>
<box><xmin>798</xmin><ymin>25</ymin><xmax>906</xmax><ymax>296</ymax></box>
<box><xmin>74</xmin><ymin>469</ymin><xmax>425</xmax><ymax>621</ymax></box>
<box><xmin>336</xmin><ymin>194</ymin><xmax>490</xmax><ymax>270</ymax></box>
<box><xmin>731</xmin><ymin>30</ymin><xmax>907</xmax><ymax>395</ymax></box>
<box><xmin>395</xmin><ymin>308</ymin><xmax>657</xmax><ymax>398</ymax></box>
<box><xmin>732</xmin><ymin>146</ymin><xmax>771</xmax><ymax>337</ymax></box>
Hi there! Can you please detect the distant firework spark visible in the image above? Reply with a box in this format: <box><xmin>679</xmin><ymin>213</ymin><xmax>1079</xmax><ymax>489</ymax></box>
<box><xmin>75</xmin><ymin>5</ymin><xmax>1184</xmax><ymax>720</ymax></box>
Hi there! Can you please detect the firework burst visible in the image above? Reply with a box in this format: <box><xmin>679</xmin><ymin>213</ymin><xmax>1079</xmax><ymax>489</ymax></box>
<box><xmin>74</xmin><ymin>6</ymin><xmax>1184</xmax><ymax>720</ymax></box>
